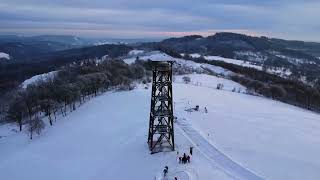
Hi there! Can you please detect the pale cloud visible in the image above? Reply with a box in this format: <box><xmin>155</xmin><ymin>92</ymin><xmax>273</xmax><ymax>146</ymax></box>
<box><xmin>0</xmin><ymin>0</ymin><xmax>319</xmax><ymax>41</ymax></box>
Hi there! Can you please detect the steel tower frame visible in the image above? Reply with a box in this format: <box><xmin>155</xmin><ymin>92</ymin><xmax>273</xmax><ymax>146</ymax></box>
<box><xmin>148</xmin><ymin>61</ymin><xmax>175</xmax><ymax>153</ymax></box>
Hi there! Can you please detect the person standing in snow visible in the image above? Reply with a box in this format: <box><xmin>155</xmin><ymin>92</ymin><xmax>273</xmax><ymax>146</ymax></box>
<box><xmin>163</xmin><ymin>166</ymin><xmax>168</xmax><ymax>177</ymax></box>
<box><xmin>189</xmin><ymin>147</ymin><xmax>193</xmax><ymax>155</ymax></box>
<box><xmin>205</xmin><ymin>107</ymin><xmax>208</xmax><ymax>113</ymax></box>
<box><xmin>187</xmin><ymin>155</ymin><xmax>190</xmax><ymax>163</ymax></box>
<box><xmin>182</xmin><ymin>153</ymin><xmax>187</xmax><ymax>164</ymax></box>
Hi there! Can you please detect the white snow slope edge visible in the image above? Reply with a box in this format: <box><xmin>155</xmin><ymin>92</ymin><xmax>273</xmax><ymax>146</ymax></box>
<box><xmin>21</xmin><ymin>71</ymin><xmax>58</xmax><ymax>89</ymax></box>
<box><xmin>0</xmin><ymin>52</ymin><xmax>10</xmax><ymax>60</ymax></box>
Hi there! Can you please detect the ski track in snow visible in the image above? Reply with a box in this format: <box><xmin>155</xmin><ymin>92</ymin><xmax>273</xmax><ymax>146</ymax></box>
<box><xmin>177</xmin><ymin>118</ymin><xmax>264</xmax><ymax>180</ymax></box>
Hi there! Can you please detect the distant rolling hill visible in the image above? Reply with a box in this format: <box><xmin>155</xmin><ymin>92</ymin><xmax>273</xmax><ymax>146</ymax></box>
<box><xmin>140</xmin><ymin>32</ymin><xmax>320</xmax><ymax>85</ymax></box>
<box><xmin>0</xmin><ymin>44</ymin><xmax>132</xmax><ymax>93</ymax></box>
<box><xmin>0</xmin><ymin>35</ymin><xmax>91</xmax><ymax>61</ymax></box>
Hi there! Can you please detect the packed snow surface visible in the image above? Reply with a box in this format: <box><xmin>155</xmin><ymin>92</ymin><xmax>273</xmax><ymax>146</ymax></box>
<box><xmin>174</xmin><ymin>74</ymin><xmax>246</xmax><ymax>93</ymax></box>
<box><xmin>21</xmin><ymin>71</ymin><xmax>58</xmax><ymax>88</ymax></box>
<box><xmin>0</xmin><ymin>52</ymin><xmax>10</xmax><ymax>60</ymax></box>
<box><xmin>1</xmin><ymin>74</ymin><xmax>320</xmax><ymax>180</ymax></box>
<box><xmin>174</xmin><ymin>75</ymin><xmax>320</xmax><ymax>180</ymax></box>
<box><xmin>0</xmin><ymin>77</ymin><xmax>233</xmax><ymax>180</ymax></box>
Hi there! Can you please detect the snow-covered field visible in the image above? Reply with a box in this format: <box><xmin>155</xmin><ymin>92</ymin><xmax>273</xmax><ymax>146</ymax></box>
<box><xmin>0</xmin><ymin>52</ymin><xmax>10</xmax><ymax>60</ymax></box>
<box><xmin>208</xmin><ymin>55</ymin><xmax>293</xmax><ymax>77</ymax></box>
<box><xmin>174</xmin><ymin>74</ymin><xmax>246</xmax><ymax>93</ymax></box>
<box><xmin>21</xmin><ymin>71</ymin><xmax>58</xmax><ymax>89</ymax></box>
<box><xmin>1</xmin><ymin>74</ymin><xmax>320</xmax><ymax>180</ymax></box>
<box><xmin>0</xmin><ymin>80</ymin><xmax>232</xmax><ymax>180</ymax></box>
<box><xmin>181</xmin><ymin>53</ymin><xmax>262</xmax><ymax>70</ymax></box>
<box><xmin>174</xmin><ymin>76</ymin><xmax>320</xmax><ymax>180</ymax></box>
<box><xmin>203</xmin><ymin>55</ymin><xmax>263</xmax><ymax>70</ymax></box>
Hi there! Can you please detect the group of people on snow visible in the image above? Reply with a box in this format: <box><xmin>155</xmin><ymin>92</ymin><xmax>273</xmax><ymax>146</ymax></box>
<box><xmin>162</xmin><ymin>147</ymin><xmax>194</xmax><ymax>179</ymax></box>
<box><xmin>178</xmin><ymin>153</ymin><xmax>190</xmax><ymax>164</ymax></box>
<box><xmin>177</xmin><ymin>146</ymin><xmax>193</xmax><ymax>164</ymax></box>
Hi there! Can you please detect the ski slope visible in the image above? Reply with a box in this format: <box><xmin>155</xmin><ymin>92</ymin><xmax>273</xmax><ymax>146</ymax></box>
<box><xmin>1</xmin><ymin>74</ymin><xmax>320</xmax><ymax>180</ymax></box>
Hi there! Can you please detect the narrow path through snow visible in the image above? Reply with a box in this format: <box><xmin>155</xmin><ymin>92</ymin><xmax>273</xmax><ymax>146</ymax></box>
<box><xmin>177</xmin><ymin>118</ymin><xmax>264</xmax><ymax>180</ymax></box>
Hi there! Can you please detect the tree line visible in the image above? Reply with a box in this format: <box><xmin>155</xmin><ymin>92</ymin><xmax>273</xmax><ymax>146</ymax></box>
<box><xmin>6</xmin><ymin>59</ymin><xmax>146</xmax><ymax>139</ymax></box>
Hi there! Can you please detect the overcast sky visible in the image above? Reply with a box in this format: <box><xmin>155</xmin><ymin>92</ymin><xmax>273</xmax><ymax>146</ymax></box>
<box><xmin>0</xmin><ymin>0</ymin><xmax>319</xmax><ymax>41</ymax></box>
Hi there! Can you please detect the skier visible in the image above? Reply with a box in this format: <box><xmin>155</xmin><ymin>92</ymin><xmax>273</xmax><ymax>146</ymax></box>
<box><xmin>187</xmin><ymin>155</ymin><xmax>190</xmax><ymax>163</ymax></box>
<box><xmin>189</xmin><ymin>146</ymin><xmax>193</xmax><ymax>155</ymax></box>
<box><xmin>205</xmin><ymin>107</ymin><xmax>208</xmax><ymax>113</ymax></box>
<box><xmin>176</xmin><ymin>151</ymin><xmax>180</xmax><ymax>163</ymax></box>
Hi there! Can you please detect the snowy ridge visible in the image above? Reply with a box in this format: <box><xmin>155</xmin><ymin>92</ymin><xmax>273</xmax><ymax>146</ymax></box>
<box><xmin>21</xmin><ymin>71</ymin><xmax>58</xmax><ymax>88</ymax></box>
<box><xmin>123</xmin><ymin>51</ymin><xmax>232</xmax><ymax>76</ymax></box>
<box><xmin>0</xmin><ymin>52</ymin><xmax>10</xmax><ymax>60</ymax></box>
<box><xmin>124</xmin><ymin>51</ymin><xmax>176</xmax><ymax>64</ymax></box>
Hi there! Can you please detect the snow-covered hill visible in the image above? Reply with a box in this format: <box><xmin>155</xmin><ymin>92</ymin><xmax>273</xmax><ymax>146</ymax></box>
<box><xmin>174</xmin><ymin>75</ymin><xmax>320</xmax><ymax>180</ymax></box>
<box><xmin>0</xmin><ymin>52</ymin><xmax>10</xmax><ymax>60</ymax></box>
<box><xmin>1</xmin><ymin>74</ymin><xmax>320</xmax><ymax>180</ymax></box>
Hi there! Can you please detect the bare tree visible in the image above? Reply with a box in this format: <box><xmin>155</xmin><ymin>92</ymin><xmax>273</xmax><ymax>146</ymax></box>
<box><xmin>7</xmin><ymin>95</ymin><xmax>26</xmax><ymax>131</ymax></box>
<box><xmin>27</xmin><ymin>117</ymin><xmax>45</xmax><ymax>140</ymax></box>
<box><xmin>39</xmin><ymin>99</ymin><xmax>59</xmax><ymax>126</ymax></box>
